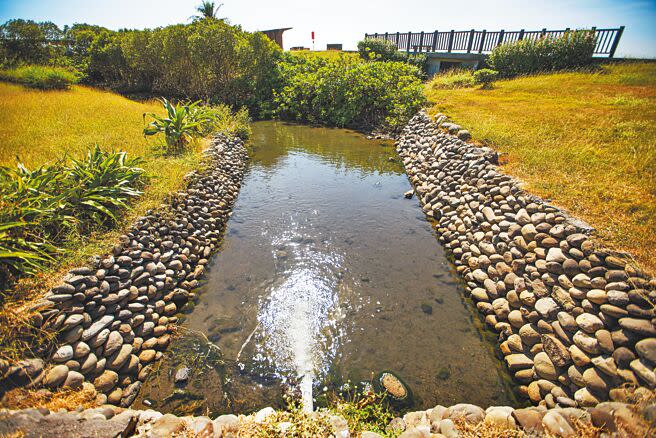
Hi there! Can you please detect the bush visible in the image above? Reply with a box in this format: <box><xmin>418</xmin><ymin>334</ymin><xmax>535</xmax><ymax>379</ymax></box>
<box><xmin>358</xmin><ymin>38</ymin><xmax>404</xmax><ymax>62</ymax></box>
<box><xmin>0</xmin><ymin>147</ymin><xmax>146</xmax><ymax>287</ymax></box>
<box><xmin>488</xmin><ymin>30</ymin><xmax>596</xmax><ymax>77</ymax></box>
<box><xmin>429</xmin><ymin>69</ymin><xmax>475</xmax><ymax>89</ymax></box>
<box><xmin>87</xmin><ymin>20</ymin><xmax>281</xmax><ymax>113</ymax></box>
<box><xmin>357</xmin><ymin>38</ymin><xmax>428</xmax><ymax>75</ymax></box>
<box><xmin>272</xmin><ymin>56</ymin><xmax>425</xmax><ymax>132</ymax></box>
<box><xmin>473</xmin><ymin>68</ymin><xmax>498</xmax><ymax>88</ymax></box>
<box><xmin>0</xmin><ymin>65</ymin><xmax>79</xmax><ymax>89</ymax></box>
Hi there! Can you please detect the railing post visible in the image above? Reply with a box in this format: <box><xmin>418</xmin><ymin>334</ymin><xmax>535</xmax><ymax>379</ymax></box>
<box><xmin>497</xmin><ymin>29</ymin><xmax>505</xmax><ymax>47</ymax></box>
<box><xmin>406</xmin><ymin>31</ymin><xmax>412</xmax><ymax>53</ymax></box>
<box><xmin>374</xmin><ymin>33</ymin><xmax>378</xmax><ymax>39</ymax></box>
<box><xmin>418</xmin><ymin>31</ymin><xmax>424</xmax><ymax>52</ymax></box>
<box><xmin>384</xmin><ymin>32</ymin><xmax>388</xmax><ymax>41</ymax></box>
<box><xmin>447</xmin><ymin>30</ymin><xmax>454</xmax><ymax>52</ymax></box>
<box><xmin>609</xmin><ymin>25</ymin><xmax>624</xmax><ymax>58</ymax></box>
<box><xmin>396</xmin><ymin>32</ymin><xmax>400</xmax><ymax>48</ymax></box>
<box><xmin>541</xmin><ymin>28</ymin><xmax>547</xmax><ymax>37</ymax></box>
<box><xmin>466</xmin><ymin>29</ymin><xmax>475</xmax><ymax>53</ymax></box>
<box><xmin>478</xmin><ymin>30</ymin><xmax>487</xmax><ymax>53</ymax></box>
<box><xmin>431</xmin><ymin>30</ymin><xmax>438</xmax><ymax>52</ymax></box>
<box><xmin>518</xmin><ymin>29</ymin><xmax>525</xmax><ymax>40</ymax></box>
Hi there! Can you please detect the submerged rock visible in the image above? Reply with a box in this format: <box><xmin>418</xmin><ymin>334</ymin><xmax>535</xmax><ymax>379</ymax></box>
<box><xmin>174</xmin><ymin>366</ymin><xmax>191</xmax><ymax>385</ymax></box>
<box><xmin>376</xmin><ymin>371</ymin><xmax>411</xmax><ymax>403</ymax></box>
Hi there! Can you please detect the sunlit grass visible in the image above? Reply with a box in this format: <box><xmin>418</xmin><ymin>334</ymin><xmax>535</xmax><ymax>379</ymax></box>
<box><xmin>425</xmin><ymin>62</ymin><xmax>656</xmax><ymax>274</ymax></box>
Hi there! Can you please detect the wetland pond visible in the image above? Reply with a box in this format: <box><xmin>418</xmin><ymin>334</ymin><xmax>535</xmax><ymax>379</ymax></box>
<box><xmin>133</xmin><ymin>121</ymin><xmax>518</xmax><ymax>416</ymax></box>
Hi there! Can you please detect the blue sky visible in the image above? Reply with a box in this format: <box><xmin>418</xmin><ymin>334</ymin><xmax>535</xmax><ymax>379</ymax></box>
<box><xmin>0</xmin><ymin>0</ymin><xmax>654</xmax><ymax>57</ymax></box>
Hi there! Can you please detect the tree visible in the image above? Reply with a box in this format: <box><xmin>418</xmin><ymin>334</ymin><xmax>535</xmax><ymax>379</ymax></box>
<box><xmin>193</xmin><ymin>1</ymin><xmax>225</xmax><ymax>21</ymax></box>
<box><xmin>0</xmin><ymin>19</ymin><xmax>63</xmax><ymax>65</ymax></box>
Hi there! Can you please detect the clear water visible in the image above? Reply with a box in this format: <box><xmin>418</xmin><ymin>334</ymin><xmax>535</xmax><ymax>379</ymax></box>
<box><xmin>133</xmin><ymin>121</ymin><xmax>518</xmax><ymax>416</ymax></box>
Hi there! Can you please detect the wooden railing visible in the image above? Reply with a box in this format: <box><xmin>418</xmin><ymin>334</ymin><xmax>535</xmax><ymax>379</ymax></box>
<box><xmin>364</xmin><ymin>27</ymin><xmax>624</xmax><ymax>58</ymax></box>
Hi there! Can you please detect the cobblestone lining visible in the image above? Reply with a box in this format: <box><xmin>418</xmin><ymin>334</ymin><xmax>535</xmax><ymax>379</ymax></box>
<box><xmin>396</xmin><ymin>111</ymin><xmax>655</xmax><ymax>410</ymax></box>
<box><xmin>1</xmin><ymin>134</ymin><xmax>249</xmax><ymax>407</ymax></box>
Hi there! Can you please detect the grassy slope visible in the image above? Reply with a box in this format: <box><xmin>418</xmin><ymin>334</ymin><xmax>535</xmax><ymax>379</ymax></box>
<box><xmin>425</xmin><ymin>62</ymin><xmax>656</xmax><ymax>274</ymax></box>
<box><xmin>0</xmin><ymin>82</ymin><xmax>205</xmax><ymax>291</ymax></box>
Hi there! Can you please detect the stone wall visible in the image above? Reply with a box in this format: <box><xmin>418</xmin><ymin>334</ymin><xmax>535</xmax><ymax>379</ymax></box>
<box><xmin>396</xmin><ymin>111</ymin><xmax>656</xmax><ymax>409</ymax></box>
<box><xmin>0</xmin><ymin>134</ymin><xmax>249</xmax><ymax>406</ymax></box>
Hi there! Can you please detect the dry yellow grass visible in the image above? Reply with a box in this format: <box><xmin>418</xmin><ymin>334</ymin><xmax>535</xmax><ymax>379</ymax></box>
<box><xmin>426</xmin><ymin>62</ymin><xmax>656</xmax><ymax>274</ymax></box>
<box><xmin>0</xmin><ymin>82</ymin><xmax>205</xmax><ymax>361</ymax></box>
<box><xmin>2</xmin><ymin>385</ymin><xmax>97</xmax><ymax>411</ymax></box>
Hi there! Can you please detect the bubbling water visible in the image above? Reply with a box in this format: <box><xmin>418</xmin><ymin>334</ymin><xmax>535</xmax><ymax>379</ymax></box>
<box><xmin>241</xmin><ymin>228</ymin><xmax>347</xmax><ymax>411</ymax></box>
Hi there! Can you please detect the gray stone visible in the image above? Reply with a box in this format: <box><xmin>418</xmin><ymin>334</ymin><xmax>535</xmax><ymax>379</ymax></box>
<box><xmin>82</xmin><ymin>315</ymin><xmax>115</xmax><ymax>341</ymax></box>
<box><xmin>447</xmin><ymin>403</ymin><xmax>485</xmax><ymax>424</ymax></box>
<box><xmin>93</xmin><ymin>370</ymin><xmax>119</xmax><ymax>393</ymax></box>
<box><xmin>535</xmin><ymin>297</ymin><xmax>559</xmax><ymax>318</ymax></box>
<box><xmin>52</xmin><ymin>345</ymin><xmax>74</xmax><ymax>363</ymax></box>
<box><xmin>576</xmin><ymin>313</ymin><xmax>604</xmax><ymax>333</ymax></box>
<box><xmin>635</xmin><ymin>338</ymin><xmax>656</xmax><ymax>363</ymax></box>
<box><xmin>43</xmin><ymin>365</ymin><xmax>69</xmax><ymax>388</ymax></box>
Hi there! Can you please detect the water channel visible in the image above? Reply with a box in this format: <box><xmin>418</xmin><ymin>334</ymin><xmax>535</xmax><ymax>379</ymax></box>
<box><xmin>133</xmin><ymin>121</ymin><xmax>518</xmax><ymax>416</ymax></box>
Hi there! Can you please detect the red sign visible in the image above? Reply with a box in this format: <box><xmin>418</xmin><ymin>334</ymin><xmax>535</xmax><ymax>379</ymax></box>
<box><xmin>311</xmin><ymin>31</ymin><xmax>315</xmax><ymax>40</ymax></box>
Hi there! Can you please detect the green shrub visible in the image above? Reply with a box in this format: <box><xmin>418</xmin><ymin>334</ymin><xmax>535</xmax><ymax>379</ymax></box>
<box><xmin>272</xmin><ymin>56</ymin><xmax>425</xmax><ymax>132</ymax></box>
<box><xmin>429</xmin><ymin>69</ymin><xmax>475</xmax><ymax>89</ymax></box>
<box><xmin>488</xmin><ymin>30</ymin><xmax>596</xmax><ymax>77</ymax></box>
<box><xmin>473</xmin><ymin>68</ymin><xmax>498</xmax><ymax>88</ymax></box>
<box><xmin>357</xmin><ymin>38</ymin><xmax>428</xmax><ymax>74</ymax></box>
<box><xmin>0</xmin><ymin>147</ymin><xmax>146</xmax><ymax>287</ymax></box>
<box><xmin>0</xmin><ymin>65</ymin><xmax>79</xmax><ymax>89</ymax></box>
<box><xmin>88</xmin><ymin>20</ymin><xmax>281</xmax><ymax>112</ymax></box>
<box><xmin>358</xmin><ymin>38</ymin><xmax>404</xmax><ymax>62</ymax></box>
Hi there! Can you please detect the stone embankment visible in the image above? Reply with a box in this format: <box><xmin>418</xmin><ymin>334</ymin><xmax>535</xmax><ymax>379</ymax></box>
<box><xmin>1</xmin><ymin>386</ymin><xmax>654</xmax><ymax>437</ymax></box>
<box><xmin>0</xmin><ymin>134</ymin><xmax>249</xmax><ymax>406</ymax></box>
<box><xmin>397</xmin><ymin>111</ymin><xmax>656</xmax><ymax>409</ymax></box>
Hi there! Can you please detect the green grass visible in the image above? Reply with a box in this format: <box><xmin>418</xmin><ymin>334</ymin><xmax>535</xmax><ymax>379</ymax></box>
<box><xmin>425</xmin><ymin>62</ymin><xmax>656</xmax><ymax>274</ymax></box>
<box><xmin>0</xmin><ymin>65</ymin><xmax>79</xmax><ymax>90</ymax></box>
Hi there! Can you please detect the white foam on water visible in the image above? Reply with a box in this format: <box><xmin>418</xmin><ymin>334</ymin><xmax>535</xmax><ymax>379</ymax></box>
<box><xmin>249</xmin><ymin>226</ymin><xmax>344</xmax><ymax>412</ymax></box>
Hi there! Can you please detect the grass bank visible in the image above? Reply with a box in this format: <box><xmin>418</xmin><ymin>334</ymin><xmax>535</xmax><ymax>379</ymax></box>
<box><xmin>0</xmin><ymin>82</ymin><xmax>207</xmax><ymax>274</ymax></box>
<box><xmin>425</xmin><ymin>62</ymin><xmax>656</xmax><ymax>274</ymax></box>
<box><xmin>0</xmin><ymin>82</ymin><xmax>207</xmax><ymax>361</ymax></box>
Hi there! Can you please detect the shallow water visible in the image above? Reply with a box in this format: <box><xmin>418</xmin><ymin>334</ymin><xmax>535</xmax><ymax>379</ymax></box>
<box><xmin>133</xmin><ymin>121</ymin><xmax>518</xmax><ymax>416</ymax></box>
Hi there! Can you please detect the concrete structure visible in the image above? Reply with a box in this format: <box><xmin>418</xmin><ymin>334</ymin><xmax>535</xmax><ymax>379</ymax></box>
<box><xmin>261</xmin><ymin>28</ymin><xmax>292</xmax><ymax>49</ymax></box>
